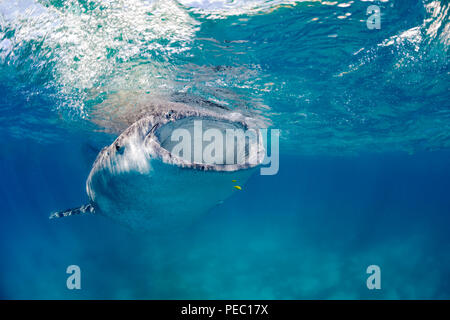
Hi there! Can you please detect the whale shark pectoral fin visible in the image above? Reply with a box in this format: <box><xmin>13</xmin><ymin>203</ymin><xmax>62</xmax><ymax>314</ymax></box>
<box><xmin>49</xmin><ymin>204</ymin><xmax>95</xmax><ymax>219</ymax></box>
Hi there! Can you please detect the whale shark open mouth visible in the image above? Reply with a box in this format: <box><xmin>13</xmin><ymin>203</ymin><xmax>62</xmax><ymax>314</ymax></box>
<box><xmin>99</xmin><ymin>101</ymin><xmax>267</xmax><ymax>174</ymax></box>
<box><xmin>153</xmin><ymin>116</ymin><xmax>264</xmax><ymax>171</ymax></box>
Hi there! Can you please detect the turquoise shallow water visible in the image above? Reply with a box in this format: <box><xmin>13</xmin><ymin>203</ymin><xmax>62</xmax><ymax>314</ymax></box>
<box><xmin>0</xmin><ymin>0</ymin><xmax>449</xmax><ymax>299</ymax></box>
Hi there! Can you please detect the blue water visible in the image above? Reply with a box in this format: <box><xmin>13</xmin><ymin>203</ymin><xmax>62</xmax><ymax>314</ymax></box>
<box><xmin>1</xmin><ymin>0</ymin><xmax>449</xmax><ymax>299</ymax></box>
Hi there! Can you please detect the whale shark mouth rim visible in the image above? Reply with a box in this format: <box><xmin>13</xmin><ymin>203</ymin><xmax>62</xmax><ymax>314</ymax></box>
<box><xmin>146</xmin><ymin>110</ymin><xmax>265</xmax><ymax>172</ymax></box>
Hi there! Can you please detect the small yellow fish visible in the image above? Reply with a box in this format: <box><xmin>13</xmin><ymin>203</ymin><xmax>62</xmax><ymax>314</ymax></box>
<box><xmin>233</xmin><ymin>186</ymin><xmax>242</xmax><ymax>190</ymax></box>
<box><xmin>232</xmin><ymin>180</ymin><xmax>237</xmax><ymax>182</ymax></box>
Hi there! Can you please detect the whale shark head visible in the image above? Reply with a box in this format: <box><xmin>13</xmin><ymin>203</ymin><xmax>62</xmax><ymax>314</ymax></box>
<box><xmin>82</xmin><ymin>101</ymin><xmax>265</xmax><ymax>231</ymax></box>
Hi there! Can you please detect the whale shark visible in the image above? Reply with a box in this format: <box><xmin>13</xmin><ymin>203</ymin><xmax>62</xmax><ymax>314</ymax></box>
<box><xmin>50</xmin><ymin>96</ymin><xmax>266</xmax><ymax>231</ymax></box>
